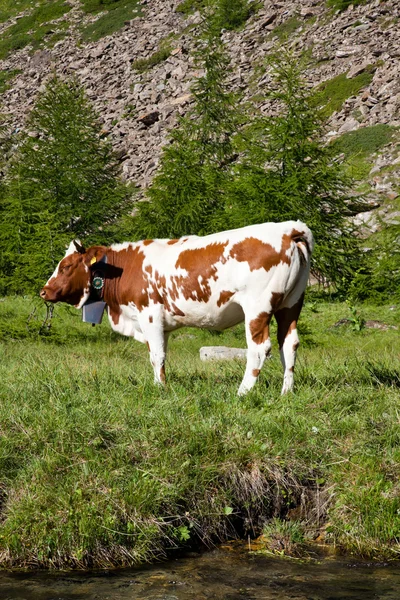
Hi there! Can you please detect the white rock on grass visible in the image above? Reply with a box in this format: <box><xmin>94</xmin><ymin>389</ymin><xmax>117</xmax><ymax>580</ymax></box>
<box><xmin>200</xmin><ymin>346</ymin><xmax>247</xmax><ymax>361</ymax></box>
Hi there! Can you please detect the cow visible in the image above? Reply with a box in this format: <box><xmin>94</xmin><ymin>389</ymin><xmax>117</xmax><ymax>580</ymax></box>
<box><xmin>40</xmin><ymin>221</ymin><xmax>313</xmax><ymax>395</ymax></box>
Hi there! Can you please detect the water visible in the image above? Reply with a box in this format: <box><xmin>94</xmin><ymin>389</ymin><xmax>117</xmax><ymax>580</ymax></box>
<box><xmin>0</xmin><ymin>545</ymin><xmax>398</xmax><ymax>600</ymax></box>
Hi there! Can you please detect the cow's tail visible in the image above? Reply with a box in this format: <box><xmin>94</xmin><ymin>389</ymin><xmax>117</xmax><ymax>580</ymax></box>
<box><xmin>290</xmin><ymin>223</ymin><xmax>314</xmax><ymax>267</ymax></box>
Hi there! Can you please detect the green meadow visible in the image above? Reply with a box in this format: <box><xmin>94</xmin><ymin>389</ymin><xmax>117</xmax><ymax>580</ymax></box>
<box><xmin>0</xmin><ymin>295</ymin><xmax>399</xmax><ymax>568</ymax></box>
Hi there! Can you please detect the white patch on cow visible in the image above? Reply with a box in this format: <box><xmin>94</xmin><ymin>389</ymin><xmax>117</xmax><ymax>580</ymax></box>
<box><xmin>108</xmin><ymin>302</ymin><xmax>145</xmax><ymax>343</ymax></box>
<box><xmin>110</xmin><ymin>241</ymin><xmax>135</xmax><ymax>252</ymax></box>
<box><xmin>75</xmin><ymin>286</ymin><xmax>90</xmax><ymax>309</ymax></box>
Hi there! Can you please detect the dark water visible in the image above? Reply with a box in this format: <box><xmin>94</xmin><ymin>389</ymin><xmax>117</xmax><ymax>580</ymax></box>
<box><xmin>0</xmin><ymin>545</ymin><xmax>399</xmax><ymax>600</ymax></box>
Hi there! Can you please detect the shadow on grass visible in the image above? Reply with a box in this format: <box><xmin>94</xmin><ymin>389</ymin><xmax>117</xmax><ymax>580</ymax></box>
<box><xmin>365</xmin><ymin>361</ymin><xmax>400</xmax><ymax>388</ymax></box>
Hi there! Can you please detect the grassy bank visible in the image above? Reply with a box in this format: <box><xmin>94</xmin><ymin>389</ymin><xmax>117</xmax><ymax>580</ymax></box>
<box><xmin>0</xmin><ymin>296</ymin><xmax>399</xmax><ymax>568</ymax></box>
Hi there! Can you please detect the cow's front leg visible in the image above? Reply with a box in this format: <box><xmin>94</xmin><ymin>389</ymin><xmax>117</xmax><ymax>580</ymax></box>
<box><xmin>141</xmin><ymin>315</ymin><xmax>170</xmax><ymax>385</ymax></box>
<box><xmin>238</xmin><ymin>310</ymin><xmax>272</xmax><ymax>396</ymax></box>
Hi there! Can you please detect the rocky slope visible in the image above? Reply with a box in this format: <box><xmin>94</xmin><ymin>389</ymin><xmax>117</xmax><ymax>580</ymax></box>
<box><xmin>1</xmin><ymin>0</ymin><xmax>399</xmax><ymax>199</ymax></box>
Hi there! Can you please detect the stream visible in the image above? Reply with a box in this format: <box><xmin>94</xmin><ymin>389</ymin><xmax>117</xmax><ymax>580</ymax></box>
<box><xmin>0</xmin><ymin>545</ymin><xmax>398</xmax><ymax>600</ymax></box>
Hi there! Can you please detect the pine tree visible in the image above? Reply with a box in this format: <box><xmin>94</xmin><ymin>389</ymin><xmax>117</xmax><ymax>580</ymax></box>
<box><xmin>0</xmin><ymin>76</ymin><xmax>130</xmax><ymax>294</ymax></box>
<box><xmin>131</xmin><ymin>9</ymin><xmax>243</xmax><ymax>239</ymax></box>
<box><xmin>226</xmin><ymin>50</ymin><xmax>363</xmax><ymax>289</ymax></box>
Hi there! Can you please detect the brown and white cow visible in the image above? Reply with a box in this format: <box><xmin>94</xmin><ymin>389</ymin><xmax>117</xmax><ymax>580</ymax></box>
<box><xmin>40</xmin><ymin>221</ymin><xmax>313</xmax><ymax>395</ymax></box>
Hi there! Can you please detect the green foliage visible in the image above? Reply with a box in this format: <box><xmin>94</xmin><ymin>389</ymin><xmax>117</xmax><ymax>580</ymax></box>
<box><xmin>350</xmin><ymin>221</ymin><xmax>400</xmax><ymax>303</ymax></box>
<box><xmin>227</xmin><ymin>50</ymin><xmax>363</xmax><ymax>290</ymax></box>
<box><xmin>346</xmin><ymin>301</ymin><xmax>365</xmax><ymax>331</ymax></box>
<box><xmin>315</xmin><ymin>69</ymin><xmax>374</xmax><ymax>118</ymax></box>
<box><xmin>0</xmin><ymin>76</ymin><xmax>131</xmax><ymax>295</ymax></box>
<box><xmin>0</xmin><ymin>1</ymin><xmax>72</xmax><ymax>59</ymax></box>
<box><xmin>327</xmin><ymin>0</ymin><xmax>369</xmax><ymax>11</ymax></box>
<box><xmin>131</xmin><ymin>14</ymin><xmax>243</xmax><ymax>239</ymax></box>
<box><xmin>80</xmin><ymin>0</ymin><xmax>141</xmax><ymax>42</ymax></box>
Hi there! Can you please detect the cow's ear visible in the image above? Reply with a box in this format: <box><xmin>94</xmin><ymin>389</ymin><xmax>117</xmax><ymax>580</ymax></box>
<box><xmin>84</xmin><ymin>247</ymin><xmax>107</xmax><ymax>266</ymax></box>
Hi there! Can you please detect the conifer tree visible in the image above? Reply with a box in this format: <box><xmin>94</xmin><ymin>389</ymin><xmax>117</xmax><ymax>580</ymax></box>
<box><xmin>0</xmin><ymin>76</ymin><xmax>130</xmax><ymax>294</ymax></box>
<box><xmin>227</xmin><ymin>51</ymin><xmax>363</xmax><ymax>289</ymax></box>
<box><xmin>131</xmin><ymin>8</ymin><xmax>243</xmax><ymax>239</ymax></box>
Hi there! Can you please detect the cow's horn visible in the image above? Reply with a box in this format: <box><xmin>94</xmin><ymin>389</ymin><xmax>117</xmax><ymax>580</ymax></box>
<box><xmin>73</xmin><ymin>240</ymin><xmax>86</xmax><ymax>254</ymax></box>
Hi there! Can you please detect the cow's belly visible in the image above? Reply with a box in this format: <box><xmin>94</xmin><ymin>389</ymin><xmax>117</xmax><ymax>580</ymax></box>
<box><xmin>164</xmin><ymin>301</ymin><xmax>244</xmax><ymax>331</ymax></box>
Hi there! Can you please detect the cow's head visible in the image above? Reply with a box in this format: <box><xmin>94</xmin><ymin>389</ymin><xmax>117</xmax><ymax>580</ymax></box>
<box><xmin>40</xmin><ymin>240</ymin><xmax>106</xmax><ymax>308</ymax></box>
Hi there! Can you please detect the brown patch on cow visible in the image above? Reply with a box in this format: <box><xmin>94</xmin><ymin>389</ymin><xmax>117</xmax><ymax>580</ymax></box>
<box><xmin>102</xmin><ymin>245</ymin><xmax>151</xmax><ymax>318</ymax></box>
<box><xmin>143</xmin><ymin>239</ymin><xmax>153</xmax><ymax>246</ymax></box>
<box><xmin>249</xmin><ymin>312</ymin><xmax>271</xmax><ymax>345</ymax></box>
<box><xmin>145</xmin><ymin>265</ymin><xmax>153</xmax><ymax>276</ymax></box>
<box><xmin>252</xmin><ymin>369</ymin><xmax>260</xmax><ymax>378</ymax></box>
<box><xmin>217</xmin><ymin>290</ymin><xmax>234</xmax><ymax>307</ymax></box>
<box><xmin>174</xmin><ymin>242</ymin><xmax>228</xmax><ymax>302</ymax></box>
<box><xmin>275</xmin><ymin>295</ymin><xmax>304</xmax><ymax>349</ymax></box>
<box><xmin>229</xmin><ymin>232</ymin><xmax>302</xmax><ymax>273</ymax></box>
<box><xmin>289</xmin><ymin>366</ymin><xmax>294</xmax><ymax>372</ymax></box>
<box><xmin>167</xmin><ymin>239</ymin><xmax>179</xmax><ymax>245</ymax></box>
<box><xmin>149</xmin><ymin>315</ymin><xmax>153</xmax><ymax>323</ymax></box>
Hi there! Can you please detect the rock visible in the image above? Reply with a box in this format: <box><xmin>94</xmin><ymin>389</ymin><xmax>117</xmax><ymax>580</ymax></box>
<box><xmin>137</xmin><ymin>111</ymin><xmax>159</xmax><ymax>127</ymax></box>
<box><xmin>200</xmin><ymin>346</ymin><xmax>247</xmax><ymax>361</ymax></box>
<box><xmin>336</xmin><ymin>46</ymin><xmax>362</xmax><ymax>58</ymax></box>
<box><xmin>346</xmin><ymin>61</ymin><xmax>374</xmax><ymax>79</ymax></box>
<box><xmin>338</xmin><ymin>118</ymin><xmax>360</xmax><ymax>134</ymax></box>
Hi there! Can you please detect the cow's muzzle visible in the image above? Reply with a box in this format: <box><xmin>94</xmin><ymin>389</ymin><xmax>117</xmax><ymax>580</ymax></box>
<box><xmin>40</xmin><ymin>287</ymin><xmax>57</xmax><ymax>302</ymax></box>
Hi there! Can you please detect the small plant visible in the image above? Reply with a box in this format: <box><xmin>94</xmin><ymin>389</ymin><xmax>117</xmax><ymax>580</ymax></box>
<box><xmin>261</xmin><ymin>518</ymin><xmax>307</xmax><ymax>557</ymax></box>
<box><xmin>346</xmin><ymin>301</ymin><xmax>365</xmax><ymax>331</ymax></box>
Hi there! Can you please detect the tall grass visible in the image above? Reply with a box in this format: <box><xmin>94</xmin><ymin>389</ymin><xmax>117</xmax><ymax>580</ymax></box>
<box><xmin>0</xmin><ymin>297</ymin><xmax>399</xmax><ymax>568</ymax></box>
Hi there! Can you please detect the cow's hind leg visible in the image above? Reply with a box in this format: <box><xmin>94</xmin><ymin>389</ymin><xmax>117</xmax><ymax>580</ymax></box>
<box><xmin>238</xmin><ymin>310</ymin><xmax>272</xmax><ymax>396</ymax></box>
<box><xmin>275</xmin><ymin>295</ymin><xmax>304</xmax><ymax>394</ymax></box>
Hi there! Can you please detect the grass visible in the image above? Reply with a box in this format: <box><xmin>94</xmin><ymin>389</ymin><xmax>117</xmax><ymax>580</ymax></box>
<box><xmin>315</xmin><ymin>69</ymin><xmax>375</xmax><ymax>119</ymax></box>
<box><xmin>0</xmin><ymin>1</ymin><xmax>71</xmax><ymax>60</ymax></box>
<box><xmin>0</xmin><ymin>69</ymin><xmax>21</xmax><ymax>95</ymax></box>
<box><xmin>327</xmin><ymin>0</ymin><xmax>369</xmax><ymax>11</ymax></box>
<box><xmin>0</xmin><ymin>0</ymin><xmax>37</xmax><ymax>23</ymax></box>
<box><xmin>270</xmin><ymin>15</ymin><xmax>302</xmax><ymax>41</ymax></box>
<box><xmin>175</xmin><ymin>0</ymin><xmax>208</xmax><ymax>15</ymax></box>
<box><xmin>331</xmin><ymin>124</ymin><xmax>397</xmax><ymax>180</ymax></box>
<box><xmin>131</xmin><ymin>43</ymin><xmax>172</xmax><ymax>73</ymax></box>
<box><xmin>0</xmin><ymin>295</ymin><xmax>399</xmax><ymax>568</ymax></box>
<box><xmin>80</xmin><ymin>0</ymin><xmax>142</xmax><ymax>43</ymax></box>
